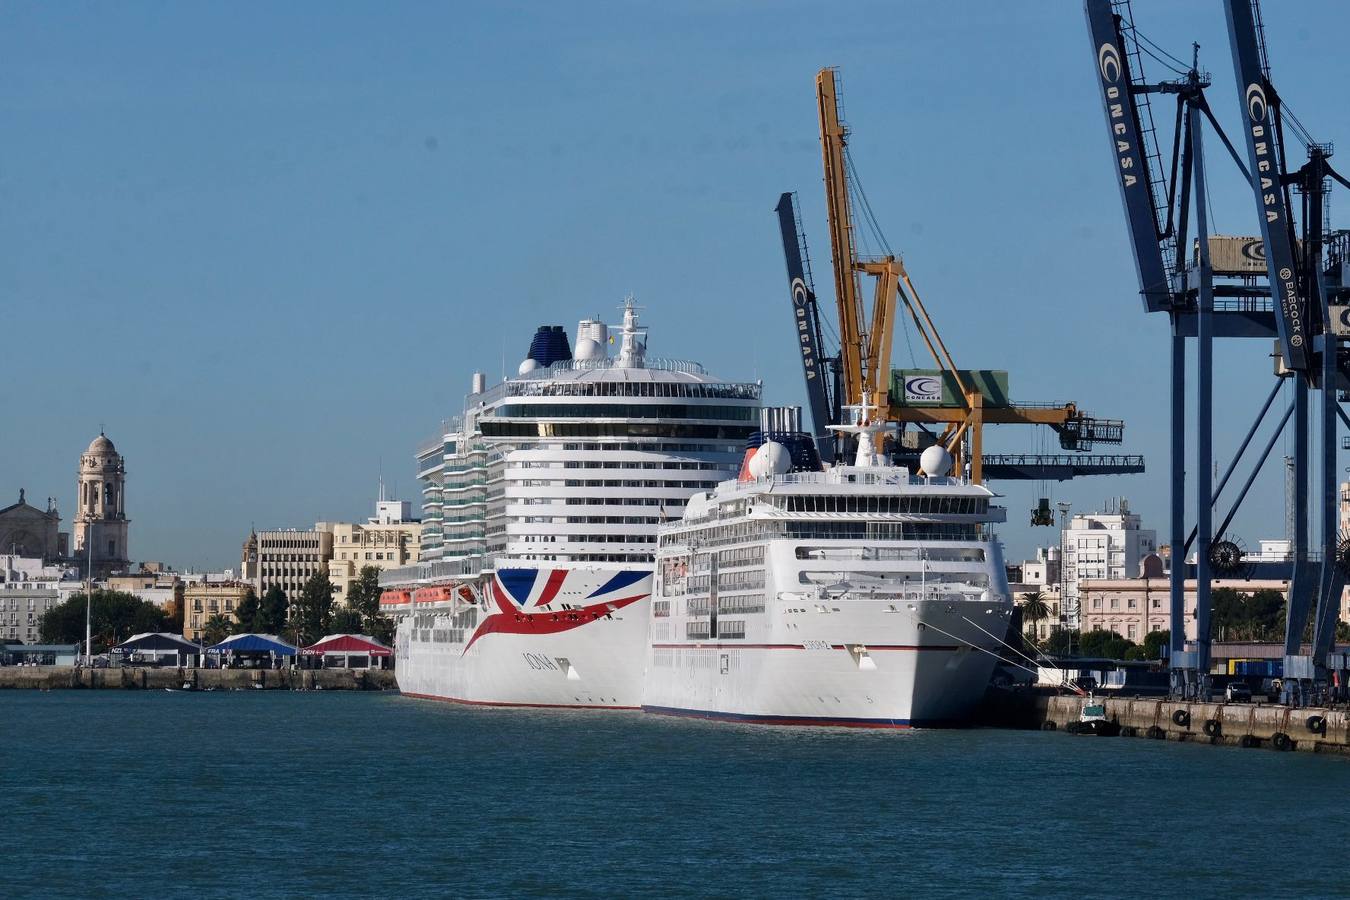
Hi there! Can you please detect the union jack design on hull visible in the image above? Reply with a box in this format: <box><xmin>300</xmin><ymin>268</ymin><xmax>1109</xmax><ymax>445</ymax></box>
<box><xmin>394</xmin><ymin>565</ymin><xmax>653</xmax><ymax>709</ymax></box>
<box><xmin>462</xmin><ymin>568</ymin><xmax>650</xmax><ymax>652</ymax></box>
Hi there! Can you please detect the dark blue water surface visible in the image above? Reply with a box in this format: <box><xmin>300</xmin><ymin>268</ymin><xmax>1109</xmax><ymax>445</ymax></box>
<box><xmin>6</xmin><ymin>691</ymin><xmax>1350</xmax><ymax>898</ymax></box>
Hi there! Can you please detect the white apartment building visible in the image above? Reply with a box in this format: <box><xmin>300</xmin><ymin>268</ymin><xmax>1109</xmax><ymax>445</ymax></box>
<box><xmin>0</xmin><ymin>555</ymin><xmax>78</xmax><ymax>644</ymax></box>
<box><xmin>1060</xmin><ymin>498</ymin><xmax>1157</xmax><ymax>629</ymax></box>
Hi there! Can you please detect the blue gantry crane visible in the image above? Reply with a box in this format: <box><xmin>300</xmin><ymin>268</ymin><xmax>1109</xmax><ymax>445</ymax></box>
<box><xmin>1085</xmin><ymin>0</ymin><xmax>1350</xmax><ymax>701</ymax></box>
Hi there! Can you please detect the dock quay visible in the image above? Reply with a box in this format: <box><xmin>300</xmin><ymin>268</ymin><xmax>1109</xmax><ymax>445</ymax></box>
<box><xmin>0</xmin><ymin>666</ymin><xmax>397</xmax><ymax>692</ymax></box>
<box><xmin>983</xmin><ymin>691</ymin><xmax>1350</xmax><ymax>754</ymax></box>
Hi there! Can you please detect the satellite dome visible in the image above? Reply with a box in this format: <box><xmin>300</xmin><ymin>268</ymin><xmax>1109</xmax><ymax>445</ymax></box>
<box><xmin>748</xmin><ymin>441</ymin><xmax>792</xmax><ymax>478</ymax></box>
<box><xmin>919</xmin><ymin>445</ymin><xmax>953</xmax><ymax>477</ymax></box>
<box><xmin>517</xmin><ymin>358</ymin><xmax>538</xmax><ymax>376</ymax></box>
<box><xmin>574</xmin><ymin>337</ymin><xmax>604</xmax><ymax>361</ymax></box>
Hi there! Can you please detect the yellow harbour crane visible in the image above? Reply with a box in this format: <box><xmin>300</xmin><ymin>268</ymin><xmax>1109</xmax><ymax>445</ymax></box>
<box><xmin>789</xmin><ymin>67</ymin><xmax>1136</xmax><ymax>491</ymax></box>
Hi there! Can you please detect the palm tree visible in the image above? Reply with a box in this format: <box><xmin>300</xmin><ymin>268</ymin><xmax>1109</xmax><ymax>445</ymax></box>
<box><xmin>202</xmin><ymin>614</ymin><xmax>233</xmax><ymax>647</ymax></box>
<box><xmin>1019</xmin><ymin>591</ymin><xmax>1051</xmax><ymax>641</ymax></box>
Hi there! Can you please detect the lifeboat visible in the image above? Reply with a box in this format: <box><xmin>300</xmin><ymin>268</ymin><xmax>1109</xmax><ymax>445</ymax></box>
<box><xmin>413</xmin><ymin>585</ymin><xmax>455</xmax><ymax>605</ymax></box>
<box><xmin>379</xmin><ymin>589</ymin><xmax>413</xmax><ymax>607</ymax></box>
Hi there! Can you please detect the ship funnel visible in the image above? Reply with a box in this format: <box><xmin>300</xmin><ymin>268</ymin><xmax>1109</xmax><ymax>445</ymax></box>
<box><xmin>471</xmin><ymin>372</ymin><xmax>486</xmax><ymax>395</ymax></box>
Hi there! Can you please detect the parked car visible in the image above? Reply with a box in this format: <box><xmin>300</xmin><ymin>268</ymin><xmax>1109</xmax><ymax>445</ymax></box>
<box><xmin>1225</xmin><ymin>682</ymin><xmax>1253</xmax><ymax>702</ymax></box>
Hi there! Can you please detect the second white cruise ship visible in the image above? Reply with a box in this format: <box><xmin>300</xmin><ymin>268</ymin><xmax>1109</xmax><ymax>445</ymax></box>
<box><xmin>641</xmin><ymin>410</ymin><xmax>1014</xmax><ymax>727</ymax></box>
<box><xmin>381</xmin><ymin>300</ymin><xmax>762</xmax><ymax>708</ymax></box>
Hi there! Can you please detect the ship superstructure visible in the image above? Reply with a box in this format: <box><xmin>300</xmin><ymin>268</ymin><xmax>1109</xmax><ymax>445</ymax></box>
<box><xmin>641</xmin><ymin>411</ymin><xmax>1014</xmax><ymax>727</ymax></box>
<box><xmin>383</xmin><ymin>300</ymin><xmax>762</xmax><ymax>707</ymax></box>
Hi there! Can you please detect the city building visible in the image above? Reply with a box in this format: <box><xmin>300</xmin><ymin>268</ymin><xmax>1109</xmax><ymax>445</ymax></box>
<box><xmin>1008</xmin><ymin>547</ymin><xmax>1064</xmax><ymax>642</ymax></box>
<box><xmin>105</xmin><ymin>570</ymin><xmax>183</xmax><ymax>609</ymax></box>
<box><xmin>0</xmin><ymin>555</ymin><xmax>74</xmax><ymax>645</ymax></box>
<box><xmin>0</xmin><ymin>489</ymin><xmax>66</xmax><ymax>563</ymax></box>
<box><xmin>1079</xmin><ymin>575</ymin><xmax>1289</xmax><ymax>644</ymax></box>
<box><xmin>245</xmin><ymin>525</ymin><xmax>334</xmax><ymax>606</ymax></box>
<box><xmin>1058</xmin><ymin>498</ymin><xmax>1157</xmax><ymax>629</ymax></box>
<box><xmin>327</xmin><ymin>498</ymin><xmax>421</xmax><ymax>607</ymax></box>
<box><xmin>183</xmin><ymin>581</ymin><xmax>252</xmax><ymax>643</ymax></box>
<box><xmin>73</xmin><ymin>432</ymin><xmax>131</xmax><ymax>578</ymax></box>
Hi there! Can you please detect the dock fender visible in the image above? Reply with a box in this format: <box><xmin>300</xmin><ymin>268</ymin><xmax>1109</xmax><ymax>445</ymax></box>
<box><xmin>1306</xmin><ymin>715</ymin><xmax>1327</xmax><ymax>736</ymax></box>
<box><xmin>1171</xmin><ymin>708</ymin><xmax>1191</xmax><ymax>727</ymax></box>
<box><xmin>1041</xmin><ymin>720</ymin><xmax>1057</xmax><ymax>731</ymax></box>
<box><xmin>1146</xmin><ymin>725</ymin><xmax>1165</xmax><ymax>740</ymax></box>
<box><xmin>1272</xmin><ymin>731</ymin><xmax>1293</xmax><ymax>752</ymax></box>
<box><xmin>1240</xmin><ymin>734</ymin><xmax>1259</xmax><ymax>749</ymax></box>
<box><xmin>1202</xmin><ymin>718</ymin><xmax>1221</xmax><ymax>737</ymax></box>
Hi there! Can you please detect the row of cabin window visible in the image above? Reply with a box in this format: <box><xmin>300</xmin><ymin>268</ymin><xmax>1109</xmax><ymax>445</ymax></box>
<box><xmin>494</xmin><ymin>403</ymin><xmax>758</xmax><ymax>421</ymax></box>
<box><xmin>772</xmin><ymin>495</ymin><xmax>989</xmax><ymax>515</ymax></box>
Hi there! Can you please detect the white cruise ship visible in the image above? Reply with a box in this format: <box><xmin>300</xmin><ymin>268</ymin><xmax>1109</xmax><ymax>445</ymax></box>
<box><xmin>381</xmin><ymin>300</ymin><xmax>762</xmax><ymax>708</ymax></box>
<box><xmin>641</xmin><ymin>410</ymin><xmax>1013</xmax><ymax>727</ymax></box>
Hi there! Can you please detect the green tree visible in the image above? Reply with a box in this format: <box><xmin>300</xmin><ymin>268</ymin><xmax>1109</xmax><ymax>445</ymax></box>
<box><xmin>256</xmin><ymin>585</ymin><xmax>288</xmax><ymax>635</ymax></box>
<box><xmin>202</xmin><ymin>614</ymin><xmax>233</xmax><ymax>646</ymax></box>
<box><xmin>1078</xmin><ymin>628</ymin><xmax>1137</xmax><ymax>660</ymax></box>
<box><xmin>346</xmin><ymin>566</ymin><xmax>383</xmax><ymax>619</ymax></box>
<box><xmin>347</xmin><ymin>564</ymin><xmax>394</xmax><ymax>645</ymax></box>
<box><xmin>1041</xmin><ymin>627</ymin><xmax>1076</xmax><ymax>657</ymax></box>
<box><xmin>234</xmin><ymin>588</ymin><xmax>261</xmax><ymax>634</ymax></box>
<box><xmin>39</xmin><ymin>590</ymin><xmax>168</xmax><ymax>655</ymax></box>
<box><xmin>291</xmin><ymin>571</ymin><xmax>335</xmax><ymax>646</ymax></box>
<box><xmin>331</xmin><ymin>607</ymin><xmax>363</xmax><ymax>634</ymax></box>
<box><xmin>1019</xmin><ymin>591</ymin><xmax>1050</xmax><ymax>639</ymax></box>
<box><xmin>1246</xmin><ymin>589</ymin><xmax>1285</xmax><ymax>641</ymax></box>
<box><xmin>1142</xmin><ymin>629</ymin><xmax>1170</xmax><ymax>661</ymax></box>
<box><xmin>1211</xmin><ymin>587</ymin><xmax>1246</xmax><ymax>641</ymax></box>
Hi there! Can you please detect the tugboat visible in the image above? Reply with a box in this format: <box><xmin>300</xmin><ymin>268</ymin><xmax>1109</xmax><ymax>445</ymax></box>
<box><xmin>1067</xmin><ymin>696</ymin><xmax>1120</xmax><ymax>736</ymax></box>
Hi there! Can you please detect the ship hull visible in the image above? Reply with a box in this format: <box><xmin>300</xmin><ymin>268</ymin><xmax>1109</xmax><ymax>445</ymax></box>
<box><xmin>641</xmin><ymin>598</ymin><xmax>1006</xmax><ymax>727</ymax></box>
<box><xmin>394</xmin><ymin>566</ymin><xmax>651</xmax><ymax>709</ymax></box>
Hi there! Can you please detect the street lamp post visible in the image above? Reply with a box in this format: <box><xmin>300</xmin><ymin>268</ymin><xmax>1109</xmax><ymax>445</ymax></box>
<box><xmin>1057</xmin><ymin>502</ymin><xmax>1072</xmax><ymax>656</ymax></box>
<box><xmin>83</xmin><ymin>536</ymin><xmax>93</xmax><ymax>667</ymax></box>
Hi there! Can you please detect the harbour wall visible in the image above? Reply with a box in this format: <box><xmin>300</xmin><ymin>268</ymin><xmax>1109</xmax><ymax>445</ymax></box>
<box><xmin>982</xmin><ymin>691</ymin><xmax>1350</xmax><ymax>754</ymax></box>
<box><xmin>0</xmin><ymin>666</ymin><xmax>397</xmax><ymax>692</ymax></box>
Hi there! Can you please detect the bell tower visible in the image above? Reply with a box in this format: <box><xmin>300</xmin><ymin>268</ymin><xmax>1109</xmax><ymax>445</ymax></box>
<box><xmin>74</xmin><ymin>431</ymin><xmax>130</xmax><ymax>576</ymax></box>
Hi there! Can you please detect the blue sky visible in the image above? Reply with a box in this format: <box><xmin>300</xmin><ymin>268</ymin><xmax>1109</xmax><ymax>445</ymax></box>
<box><xmin>2</xmin><ymin>1</ymin><xmax>1347</xmax><ymax>570</ymax></box>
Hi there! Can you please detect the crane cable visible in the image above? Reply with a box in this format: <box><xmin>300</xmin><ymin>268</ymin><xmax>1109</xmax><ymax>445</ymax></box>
<box><xmin>844</xmin><ymin>146</ymin><xmax>918</xmax><ymax>367</ymax></box>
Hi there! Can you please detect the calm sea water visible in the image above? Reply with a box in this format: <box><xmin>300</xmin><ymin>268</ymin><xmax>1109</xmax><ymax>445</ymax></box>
<box><xmin>5</xmin><ymin>690</ymin><xmax>1350</xmax><ymax>898</ymax></box>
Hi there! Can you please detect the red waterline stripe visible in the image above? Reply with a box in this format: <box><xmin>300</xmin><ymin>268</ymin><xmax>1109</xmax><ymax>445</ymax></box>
<box><xmin>649</xmin><ymin>643</ymin><xmax>961</xmax><ymax>651</ymax></box>
<box><xmin>643</xmin><ymin>705</ymin><xmax>912</xmax><ymax>729</ymax></box>
<box><xmin>400</xmin><ymin>691</ymin><xmax>638</xmax><ymax>711</ymax></box>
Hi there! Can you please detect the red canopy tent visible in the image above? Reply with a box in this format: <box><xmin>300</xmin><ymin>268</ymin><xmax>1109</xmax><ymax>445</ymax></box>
<box><xmin>300</xmin><ymin>634</ymin><xmax>393</xmax><ymax>669</ymax></box>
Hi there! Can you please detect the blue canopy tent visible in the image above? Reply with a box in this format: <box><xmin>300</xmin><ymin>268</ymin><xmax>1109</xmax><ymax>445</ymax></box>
<box><xmin>206</xmin><ymin>633</ymin><xmax>297</xmax><ymax>669</ymax></box>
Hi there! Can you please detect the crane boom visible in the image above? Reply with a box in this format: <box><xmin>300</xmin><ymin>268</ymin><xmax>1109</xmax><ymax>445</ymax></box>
<box><xmin>816</xmin><ymin>68</ymin><xmax>866</xmax><ymax>411</ymax></box>
<box><xmin>1222</xmin><ymin>0</ymin><xmax>1309</xmax><ymax>371</ymax></box>
<box><xmin>1084</xmin><ymin>0</ymin><xmax>1174</xmax><ymax>312</ymax></box>
<box><xmin>775</xmin><ymin>191</ymin><xmax>837</xmax><ymax>460</ymax></box>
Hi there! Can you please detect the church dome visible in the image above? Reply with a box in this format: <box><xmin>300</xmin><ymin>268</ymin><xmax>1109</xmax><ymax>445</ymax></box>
<box><xmin>87</xmin><ymin>433</ymin><xmax>117</xmax><ymax>456</ymax></box>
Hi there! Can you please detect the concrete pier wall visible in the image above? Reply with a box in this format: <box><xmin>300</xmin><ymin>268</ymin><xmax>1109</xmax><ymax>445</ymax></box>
<box><xmin>0</xmin><ymin>666</ymin><xmax>397</xmax><ymax>692</ymax></box>
<box><xmin>985</xmin><ymin>691</ymin><xmax>1348</xmax><ymax>754</ymax></box>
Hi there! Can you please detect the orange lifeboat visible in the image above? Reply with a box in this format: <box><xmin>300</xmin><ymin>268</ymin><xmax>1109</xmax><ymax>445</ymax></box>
<box><xmin>379</xmin><ymin>589</ymin><xmax>412</xmax><ymax>607</ymax></box>
<box><xmin>413</xmin><ymin>585</ymin><xmax>454</xmax><ymax>605</ymax></box>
